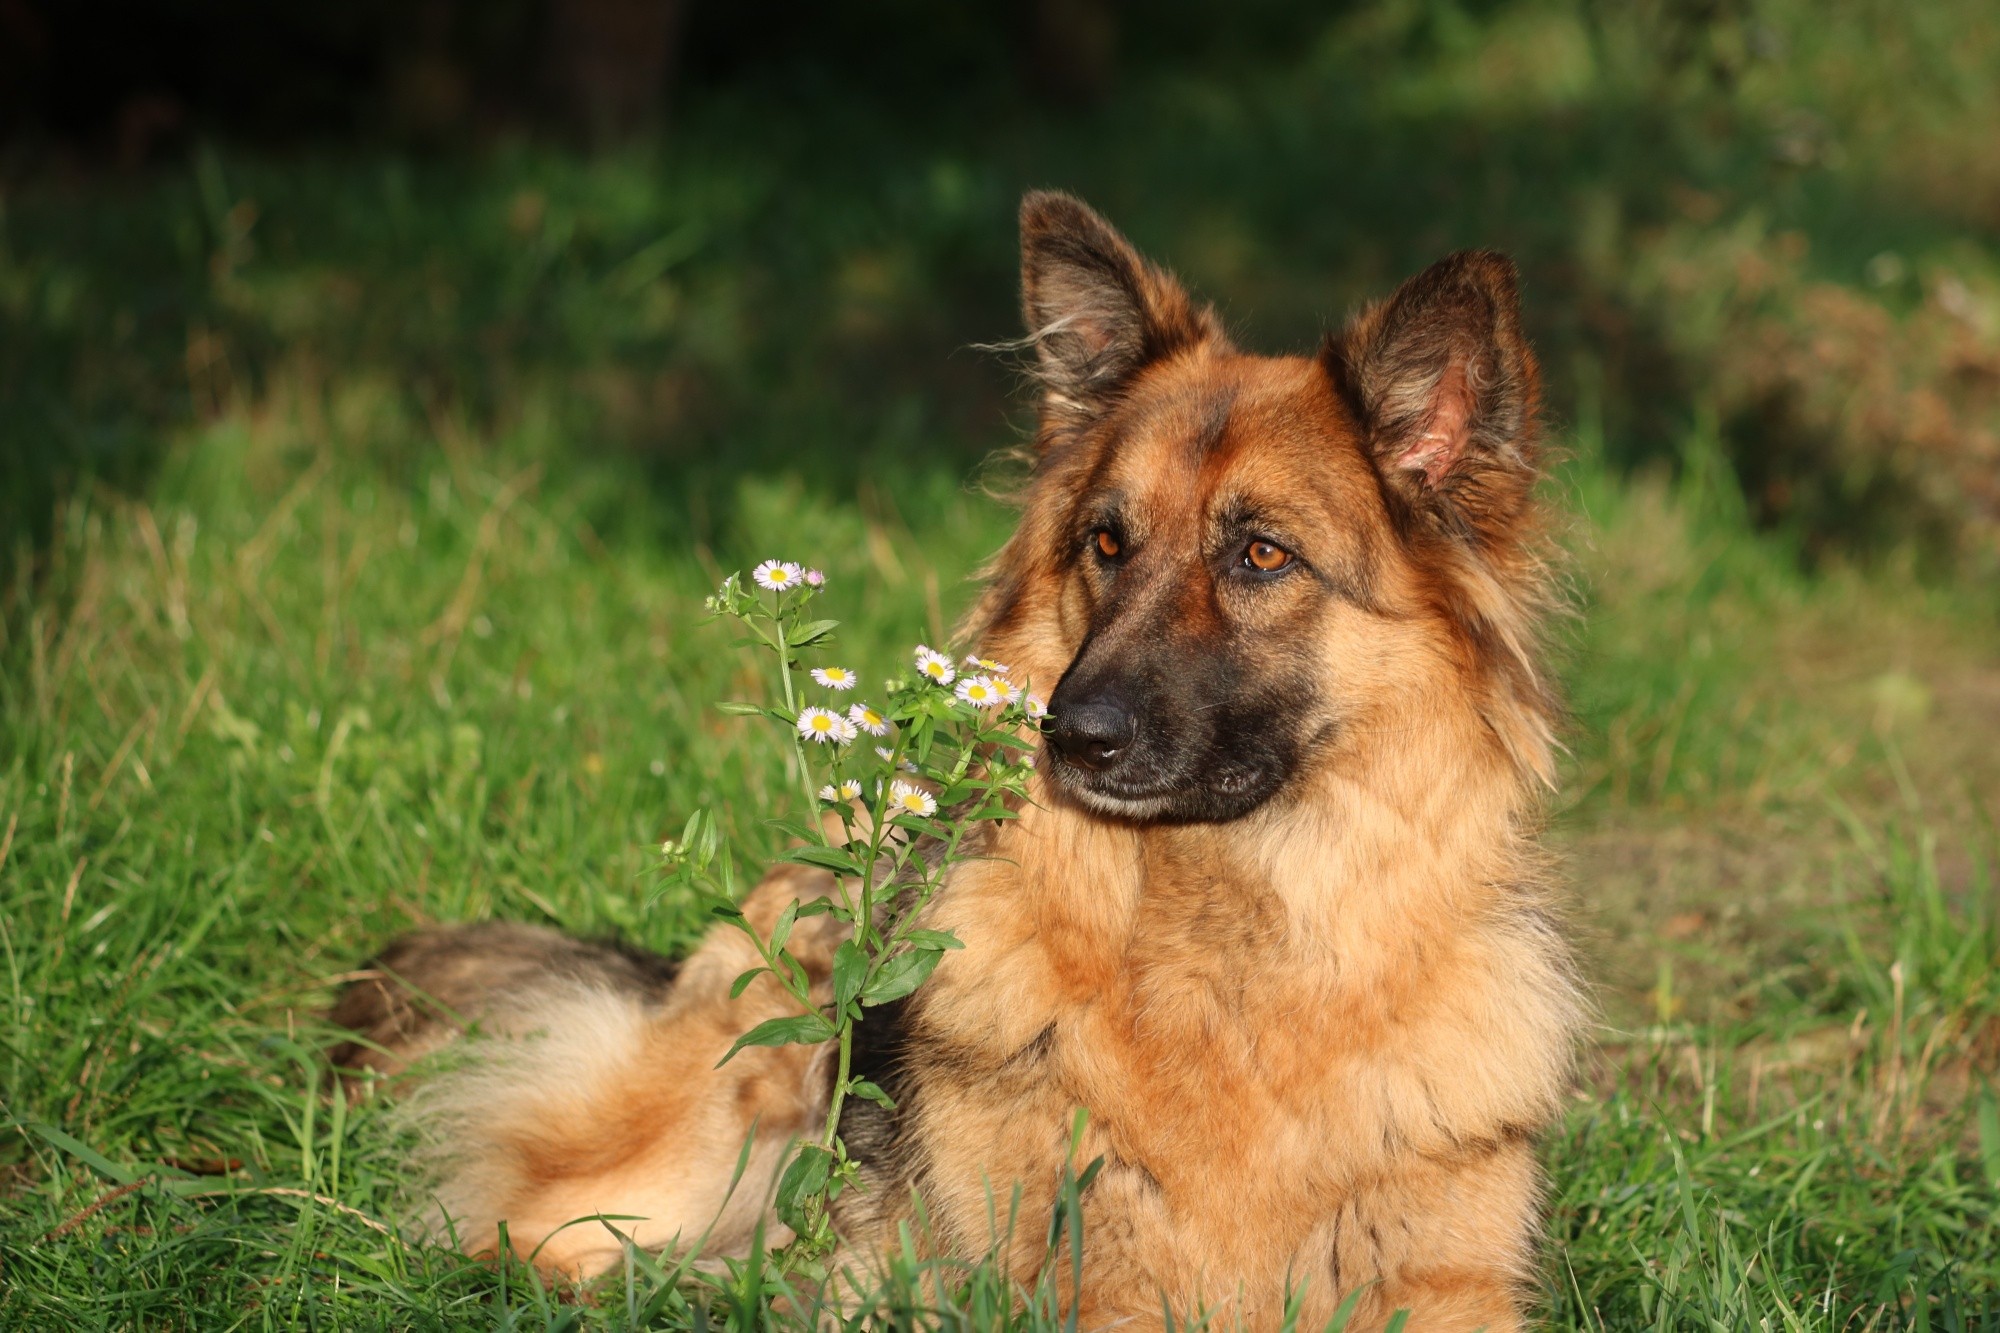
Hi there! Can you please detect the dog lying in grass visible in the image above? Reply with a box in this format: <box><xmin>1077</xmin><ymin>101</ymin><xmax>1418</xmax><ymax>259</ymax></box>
<box><xmin>330</xmin><ymin>190</ymin><xmax>1583</xmax><ymax>1330</ymax></box>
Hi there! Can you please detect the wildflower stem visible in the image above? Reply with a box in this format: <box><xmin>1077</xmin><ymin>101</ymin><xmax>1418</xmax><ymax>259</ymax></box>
<box><xmin>770</xmin><ymin>600</ymin><xmax>824</xmax><ymax>837</ymax></box>
<box><xmin>821</xmin><ymin>1008</ymin><xmax>853</xmax><ymax>1153</ymax></box>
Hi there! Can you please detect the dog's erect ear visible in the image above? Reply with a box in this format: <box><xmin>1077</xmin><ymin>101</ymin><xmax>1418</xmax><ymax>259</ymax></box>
<box><xmin>1019</xmin><ymin>191</ymin><xmax>1220</xmax><ymax>432</ymax></box>
<box><xmin>1324</xmin><ymin>251</ymin><xmax>1541</xmax><ymax>546</ymax></box>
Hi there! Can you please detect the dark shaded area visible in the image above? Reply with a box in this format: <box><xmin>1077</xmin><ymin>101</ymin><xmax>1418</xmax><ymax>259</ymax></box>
<box><xmin>4</xmin><ymin>1</ymin><xmax>1996</xmax><ymax>583</ymax></box>
<box><xmin>2</xmin><ymin>0</ymin><xmax>1331</xmax><ymax>154</ymax></box>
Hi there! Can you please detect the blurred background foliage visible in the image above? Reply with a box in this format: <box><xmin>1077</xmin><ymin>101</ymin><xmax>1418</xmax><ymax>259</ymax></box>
<box><xmin>5</xmin><ymin>0</ymin><xmax>1998</xmax><ymax>580</ymax></box>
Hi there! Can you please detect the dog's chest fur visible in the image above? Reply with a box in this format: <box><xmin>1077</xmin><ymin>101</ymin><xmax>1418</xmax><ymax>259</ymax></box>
<box><xmin>844</xmin><ymin>786</ymin><xmax>1572</xmax><ymax>1289</ymax></box>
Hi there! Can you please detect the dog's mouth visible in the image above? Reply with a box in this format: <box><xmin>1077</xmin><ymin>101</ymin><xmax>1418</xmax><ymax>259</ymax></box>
<box><xmin>1043</xmin><ymin>745</ymin><xmax>1273</xmax><ymax>824</ymax></box>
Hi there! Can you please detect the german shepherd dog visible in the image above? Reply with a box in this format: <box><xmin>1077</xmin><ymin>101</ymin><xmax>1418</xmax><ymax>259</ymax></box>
<box><xmin>330</xmin><ymin>192</ymin><xmax>1582</xmax><ymax>1330</ymax></box>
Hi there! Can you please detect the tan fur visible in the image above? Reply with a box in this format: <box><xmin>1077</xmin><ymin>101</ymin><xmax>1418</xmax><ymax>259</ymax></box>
<box><xmin>329</xmin><ymin>194</ymin><xmax>1583</xmax><ymax>1329</ymax></box>
<box><xmin>334</xmin><ymin>869</ymin><xmax>844</xmax><ymax>1276</ymax></box>
<box><xmin>826</xmin><ymin>350</ymin><xmax>1579</xmax><ymax>1330</ymax></box>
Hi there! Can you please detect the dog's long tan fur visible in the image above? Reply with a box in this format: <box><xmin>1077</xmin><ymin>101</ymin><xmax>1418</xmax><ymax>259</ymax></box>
<box><xmin>330</xmin><ymin>192</ymin><xmax>1583</xmax><ymax>1330</ymax></box>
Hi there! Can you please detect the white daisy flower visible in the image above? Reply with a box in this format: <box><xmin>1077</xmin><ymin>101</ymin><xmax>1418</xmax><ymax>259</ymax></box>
<box><xmin>797</xmin><ymin>706</ymin><xmax>855</xmax><ymax>744</ymax></box>
<box><xmin>848</xmin><ymin>702</ymin><xmax>890</xmax><ymax>736</ymax></box>
<box><xmin>987</xmin><ymin>676</ymin><xmax>1020</xmax><ymax>704</ymax></box>
<box><xmin>913</xmin><ymin>645</ymin><xmax>956</xmax><ymax>686</ymax></box>
<box><xmin>887</xmin><ymin>779</ymin><xmax>937</xmax><ymax>819</ymax></box>
<box><xmin>1024</xmin><ymin>694</ymin><xmax>1048</xmax><ymax>721</ymax></box>
<box><xmin>811</xmin><ymin>666</ymin><xmax>858</xmax><ymax>691</ymax></box>
<box><xmin>753</xmin><ymin>560</ymin><xmax>804</xmax><ymax>592</ymax></box>
<box><xmin>819</xmin><ymin>779</ymin><xmax>863</xmax><ymax>802</ymax></box>
<box><xmin>875</xmin><ymin>745</ymin><xmax>919</xmax><ymax>773</ymax></box>
<box><xmin>963</xmin><ymin>655</ymin><xmax>1011</xmax><ymax>674</ymax></box>
<box><xmin>955</xmin><ymin>675</ymin><xmax>1001</xmax><ymax>707</ymax></box>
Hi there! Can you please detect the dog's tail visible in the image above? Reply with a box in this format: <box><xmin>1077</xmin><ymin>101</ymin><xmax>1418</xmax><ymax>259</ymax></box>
<box><xmin>327</xmin><ymin>867</ymin><xmax>843</xmax><ymax>1276</ymax></box>
<box><xmin>327</xmin><ymin>921</ymin><xmax>682</xmax><ymax>1082</ymax></box>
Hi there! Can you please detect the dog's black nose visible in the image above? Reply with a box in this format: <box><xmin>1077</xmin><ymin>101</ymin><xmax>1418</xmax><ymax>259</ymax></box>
<box><xmin>1045</xmin><ymin>697</ymin><xmax>1136</xmax><ymax>770</ymax></box>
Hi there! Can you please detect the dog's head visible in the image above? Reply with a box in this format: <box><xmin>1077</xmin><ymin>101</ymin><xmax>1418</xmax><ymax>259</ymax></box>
<box><xmin>973</xmin><ymin>192</ymin><xmax>1557</xmax><ymax>825</ymax></box>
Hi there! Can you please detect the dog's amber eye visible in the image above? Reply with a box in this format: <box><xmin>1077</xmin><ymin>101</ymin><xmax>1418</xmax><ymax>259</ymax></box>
<box><xmin>1244</xmin><ymin>540</ymin><xmax>1291</xmax><ymax>572</ymax></box>
<box><xmin>1095</xmin><ymin>530</ymin><xmax>1121</xmax><ymax>559</ymax></box>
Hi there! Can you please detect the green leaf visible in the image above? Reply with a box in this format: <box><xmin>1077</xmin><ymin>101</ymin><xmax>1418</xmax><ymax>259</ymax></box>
<box><xmin>765</xmin><ymin>818</ymin><xmax>824</xmax><ymax>846</ymax></box>
<box><xmin>682</xmin><ymin>808</ymin><xmax>722</xmax><ymax>868</ymax></box>
<box><xmin>774</xmin><ymin>1143</ymin><xmax>833</xmax><ymax>1232</ymax></box>
<box><xmin>728</xmin><ymin>966</ymin><xmax>766</xmax><ymax>999</ymax></box>
<box><xmin>862</xmin><ymin>947</ymin><xmax>944</xmax><ymax>1006</ymax></box>
<box><xmin>714</xmin><ymin>700</ymin><xmax>764</xmax><ymax>717</ymax></box>
<box><xmin>791</xmin><ymin>619</ymin><xmax>840</xmax><ymax>646</ymax></box>
<box><xmin>715</xmin><ymin>1013</ymin><xmax>834</xmax><ymax>1067</ymax></box>
<box><xmin>848</xmin><ymin>1079</ymin><xmax>896</xmax><ymax>1110</ymax></box>
<box><xmin>901</xmin><ymin>928</ymin><xmax>964</xmax><ymax>951</ymax></box>
<box><xmin>780</xmin><ymin>950</ymin><xmax>810</xmax><ymax>994</ymax></box>
<box><xmin>784</xmin><ymin>845</ymin><xmax>862</xmax><ymax>875</ymax></box>
<box><xmin>832</xmin><ymin>940</ymin><xmax>868</xmax><ymax>1011</ymax></box>
<box><xmin>769</xmin><ymin>898</ymin><xmax>798</xmax><ymax>953</ymax></box>
<box><xmin>22</xmin><ymin>1121</ymin><xmax>144</xmax><ymax>1185</ymax></box>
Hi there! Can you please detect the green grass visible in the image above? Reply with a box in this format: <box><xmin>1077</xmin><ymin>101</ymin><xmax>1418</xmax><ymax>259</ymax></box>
<box><xmin>4</xmin><ymin>0</ymin><xmax>2000</xmax><ymax>1326</ymax></box>
<box><xmin>4</xmin><ymin>382</ymin><xmax>1996</xmax><ymax>1331</ymax></box>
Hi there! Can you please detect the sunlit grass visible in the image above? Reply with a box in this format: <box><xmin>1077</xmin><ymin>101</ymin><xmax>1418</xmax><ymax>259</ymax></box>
<box><xmin>3</xmin><ymin>367</ymin><xmax>1996</xmax><ymax>1326</ymax></box>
